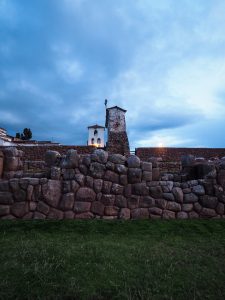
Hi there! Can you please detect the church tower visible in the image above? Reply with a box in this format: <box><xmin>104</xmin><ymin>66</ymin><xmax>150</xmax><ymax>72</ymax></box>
<box><xmin>105</xmin><ymin>106</ymin><xmax>130</xmax><ymax>155</ymax></box>
<box><xmin>87</xmin><ymin>124</ymin><xmax>105</xmax><ymax>148</ymax></box>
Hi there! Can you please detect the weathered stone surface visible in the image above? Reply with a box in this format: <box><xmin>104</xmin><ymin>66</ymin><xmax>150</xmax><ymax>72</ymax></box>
<box><xmin>182</xmin><ymin>203</ymin><xmax>193</xmax><ymax>212</ymax></box>
<box><xmin>183</xmin><ymin>188</ymin><xmax>192</xmax><ymax>194</ymax></box>
<box><xmin>166</xmin><ymin>202</ymin><xmax>181</xmax><ymax>212</ymax></box>
<box><xmin>0</xmin><ymin>192</ymin><xmax>14</xmax><ymax>204</ymax></box>
<box><xmin>50</xmin><ymin>167</ymin><xmax>61</xmax><ymax>180</ymax></box>
<box><xmin>11</xmin><ymin>202</ymin><xmax>28</xmax><ymax>218</ymax></box>
<box><xmin>181</xmin><ymin>155</ymin><xmax>195</xmax><ymax>167</ymax></box>
<box><xmin>149</xmin><ymin>207</ymin><xmax>162</xmax><ymax>215</ymax></box>
<box><xmin>93</xmin><ymin>179</ymin><xmax>103</xmax><ymax>193</ymax></box>
<box><xmin>172</xmin><ymin>187</ymin><xmax>183</xmax><ymax>203</ymax></box>
<box><xmin>74</xmin><ymin>201</ymin><xmax>91</xmax><ymax>213</ymax></box>
<box><xmin>194</xmin><ymin>202</ymin><xmax>202</xmax><ymax>213</ymax></box>
<box><xmin>200</xmin><ymin>195</ymin><xmax>218</xmax><ymax>209</ymax></box>
<box><xmin>119</xmin><ymin>208</ymin><xmax>130</xmax><ymax>220</ymax></box>
<box><xmin>82</xmin><ymin>155</ymin><xmax>91</xmax><ymax>167</ymax></box>
<box><xmin>86</xmin><ymin>176</ymin><xmax>94</xmax><ymax>188</ymax></box>
<box><xmin>115</xmin><ymin>195</ymin><xmax>127</xmax><ymax>208</ymax></box>
<box><xmin>101</xmin><ymin>194</ymin><xmax>115</xmax><ymax>206</ymax></box>
<box><xmin>202</xmin><ymin>180</ymin><xmax>214</xmax><ymax>195</ymax></box>
<box><xmin>142</xmin><ymin>171</ymin><xmax>152</xmax><ymax>182</ymax></box>
<box><xmin>139</xmin><ymin>196</ymin><xmax>155</xmax><ymax>208</ymax></box>
<box><xmin>76</xmin><ymin>187</ymin><xmax>96</xmax><ymax>202</ymax></box>
<box><xmin>90</xmin><ymin>201</ymin><xmax>104</xmax><ymax>215</ymax></box>
<box><xmin>104</xmin><ymin>170</ymin><xmax>119</xmax><ymax>183</ymax></box>
<box><xmin>75</xmin><ymin>212</ymin><xmax>94</xmax><ymax>219</ymax></box>
<box><xmin>0</xmin><ymin>205</ymin><xmax>10</xmax><ymax>216</ymax></box>
<box><xmin>42</xmin><ymin>180</ymin><xmax>61</xmax><ymax>207</ymax></box>
<box><xmin>124</xmin><ymin>184</ymin><xmax>132</xmax><ymax>198</ymax></box>
<box><xmin>27</xmin><ymin>185</ymin><xmax>33</xmax><ymax>201</ymax></box>
<box><xmin>149</xmin><ymin>186</ymin><xmax>163</xmax><ymax>199</ymax></box>
<box><xmin>47</xmin><ymin>208</ymin><xmax>64</xmax><ymax>219</ymax></box>
<box><xmin>128</xmin><ymin>168</ymin><xmax>142</xmax><ymax>184</ymax></box>
<box><xmin>0</xmin><ymin>181</ymin><xmax>9</xmax><ymax>192</ymax></box>
<box><xmin>33</xmin><ymin>211</ymin><xmax>46</xmax><ymax>219</ymax></box>
<box><xmin>89</xmin><ymin>162</ymin><xmax>106</xmax><ymax>179</ymax></box>
<box><xmin>120</xmin><ymin>175</ymin><xmax>128</xmax><ymax>186</ymax></box>
<box><xmin>163</xmin><ymin>193</ymin><xmax>175</xmax><ymax>201</ymax></box>
<box><xmin>60</xmin><ymin>149</ymin><xmax>79</xmax><ymax>169</ymax></box>
<box><xmin>4</xmin><ymin>157</ymin><xmax>20</xmax><ymax>171</ymax></box>
<box><xmin>71</xmin><ymin>180</ymin><xmax>79</xmax><ymax>193</ymax></box>
<box><xmin>189</xmin><ymin>211</ymin><xmax>199</xmax><ymax>219</ymax></box>
<box><xmin>141</xmin><ymin>162</ymin><xmax>152</xmax><ymax>172</ymax></box>
<box><xmin>184</xmin><ymin>193</ymin><xmax>198</xmax><ymax>203</ymax></box>
<box><xmin>62</xmin><ymin>169</ymin><xmax>75</xmax><ymax>180</ymax></box>
<box><xmin>218</xmin><ymin>170</ymin><xmax>225</xmax><ymax>187</ymax></box>
<box><xmin>75</xmin><ymin>174</ymin><xmax>85</xmax><ymax>186</ymax></box>
<box><xmin>152</xmin><ymin>168</ymin><xmax>160</xmax><ymax>181</ymax></box>
<box><xmin>106</xmin><ymin>161</ymin><xmax>115</xmax><ymax>171</ymax></box>
<box><xmin>131</xmin><ymin>208</ymin><xmax>149</xmax><ymax>219</ymax></box>
<box><xmin>104</xmin><ymin>206</ymin><xmax>119</xmax><ymax>216</ymax></box>
<box><xmin>162</xmin><ymin>210</ymin><xmax>175</xmax><ymax>219</ymax></box>
<box><xmin>60</xmin><ymin>193</ymin><xmax>74</xmax><ymax>211</ymax></box>
<box><xmin>45</xmin><ymin>150</ymin><xmax>61</xmax><ymax>167</ymax></box>
<box><xmin>91</xmin><ymin>149</ymin><xmax>108</xmax><ymax>164</ymax></box>
<box><xmin>64</xmin><ymin>211</ymin><xmax>74</xmax><ymax>219</ymax></box>
<box><xmin>111</xmin><ymin>183</ymin><xmax>124</xmax><ymax>195</ymax></box>
<box><xmin>216</xmin><ymin>203</ymin><xmax>225</xmax><ymax>215</ymax></box>
<box><xmin>177</xmin><ymin>212</ymin><xmax>188</xmax><ymax>219</ymax></box>
<box><xmin>108</xmin><ymin>154</ymin><xmax>126</xmax><ymax>164</ymax></box>
<box><xmin>155</xmin><ymin>198</ymin><xmax>167</xmax><ymax>209</ymax></box>
<box><xmin>115</xmin><ymin>164</ymin><xmax>127</xmax><ymax>174</ymax></box>
<box><xmin>200</xmin><ymin>208</ymin><xmax>217</xmax><ymax>218</ymax></box>
<box><xmin>37</xmin><ymin>201</ymin><xmax>50</xmax><ymax>215</ymax></box>
<box><xmin>29</xmin><ymin>202</ymin><xmax>37</xmax><ymax>211</ymax></box>
<box><xmin>19</xmin><ymin>178</ymin><xmax>29</xmax><ymax>190</ymax></box>
<box><xmin>14</xmin><ymin>189</ymin><xmax>26</xmax><ymax>202</ymax></box>
<box><xmin>128</xmin><ymin>196</ymin><xmax>139</xmax><ymax>209</ymax></box>
<box><xmin>127</xmin><ymin>155</ymin><xmax>140</xmax><ymax>168</ymax></box>
<box><xmin>23</xmin><ymin>212</ymin><xmax>33</xmax><ymax>220</ymax></box>
<box><xmin>150</xmin><ymin>214</ymin><xmax>161</xmax><ymax>219</ymax></box>
<box><xmin>132</xmin><ymin>183</ymin><xmax>149</xmax><ymax>196</ymax></box>
<box><xmin>192</xmin><ymin>185</ymin><xmax>205</xmax><ymax>196</ymax></box>
<box><xmin>79</xmin><ymin>164</ymin><xmax>88</xmax><ymax>175</ymax></box>
<box><xmin>102</xmin><ymin>181</ymin><xmax>112</xmax><ymax>194</ymax></box>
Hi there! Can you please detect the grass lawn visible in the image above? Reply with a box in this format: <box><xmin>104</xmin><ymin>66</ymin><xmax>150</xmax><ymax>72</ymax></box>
<box><xmin>0</xmin><ymin>220</ymin><xmax>225</xmax><ymax>300</ymax></box>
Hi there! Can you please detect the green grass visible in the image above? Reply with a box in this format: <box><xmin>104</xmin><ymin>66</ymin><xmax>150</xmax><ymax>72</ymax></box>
<box><xmin>0</xmin><ymin>220</ymin><xmax>225</xmax><ymax>300</ymax></box>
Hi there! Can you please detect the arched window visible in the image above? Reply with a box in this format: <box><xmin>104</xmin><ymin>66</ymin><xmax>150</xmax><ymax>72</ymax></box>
<box><xmin>94</xmin><ymin>129</ymin><xmax>98</xmax><ymax>136</ymax></box>
<box><xmin>91</xmin><ymin>138</ymin><xmax>95</xmax><ymax>144</ymax></box>
<box><xmin>97</xmin><ymin>138</ymin><xmax>101</xmax><ymax>145</ymax></box>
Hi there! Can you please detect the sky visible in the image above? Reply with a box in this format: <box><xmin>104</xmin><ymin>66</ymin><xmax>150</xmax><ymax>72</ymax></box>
<box><xmin>1</xmin><ymin>0</ymin><xmax>225</xmax><ymax>149</ymax></box>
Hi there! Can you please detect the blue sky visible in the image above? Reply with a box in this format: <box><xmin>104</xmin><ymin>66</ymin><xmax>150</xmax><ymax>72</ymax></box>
<box><xmin>1</xmin><ymin>0</ymin><xmax>225</xmax><ymax>148</ymax></box>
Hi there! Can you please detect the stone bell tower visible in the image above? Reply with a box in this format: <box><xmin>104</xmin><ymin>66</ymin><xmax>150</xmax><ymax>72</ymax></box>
<box><xmin>105</xmin><ymin>106</ymin><xmax>130</xmax><ymax>155</ymax></box>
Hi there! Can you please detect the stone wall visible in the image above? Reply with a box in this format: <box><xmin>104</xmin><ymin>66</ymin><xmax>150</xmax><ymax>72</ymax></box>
<box><xmin>0</xmin><ymin>148</ymin><xmax>225</xmax><ymax>220</ymax></box>
<box><xmin>0</xmin><ymin>145</ymin><xmax>95</xmax><ymax>162</ymax></box>
<box><xmin>136</xmin><ymin>147</ymin><xmax>225</xmax><ymax>162</ymax></box>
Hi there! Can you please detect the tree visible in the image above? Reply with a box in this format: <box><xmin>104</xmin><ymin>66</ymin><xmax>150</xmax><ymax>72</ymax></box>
<box><xmin>15</xmin><ymin>128</ymin><xmax>32</xmax><ymax>140</ymax></box>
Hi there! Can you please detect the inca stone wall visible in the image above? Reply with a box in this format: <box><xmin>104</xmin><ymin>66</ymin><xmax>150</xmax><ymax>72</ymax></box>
<box><xmin>0</xmin><ymin>148</ymin><xmax>225</xmax><ymax>220</ymax></box>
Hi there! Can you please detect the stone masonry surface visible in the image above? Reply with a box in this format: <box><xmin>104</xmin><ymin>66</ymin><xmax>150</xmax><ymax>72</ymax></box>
<box><xmin>0</xmin><ymin>147</ymin><xmax>225</xmax><ymax>220</ymax></box>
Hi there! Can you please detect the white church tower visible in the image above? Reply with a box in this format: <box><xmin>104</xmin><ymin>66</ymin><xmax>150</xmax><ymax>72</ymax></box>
<box><xmin>87</xmin><ymin>124</ymin><xmax>105</xmax><ymax>148</ymax></box>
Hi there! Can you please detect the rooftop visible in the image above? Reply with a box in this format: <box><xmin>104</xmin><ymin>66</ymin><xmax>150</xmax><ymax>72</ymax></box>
<box><xmin>88</xmin><ymin>124</ymin><xmax>105</xmax><ymax>129</ymax></box>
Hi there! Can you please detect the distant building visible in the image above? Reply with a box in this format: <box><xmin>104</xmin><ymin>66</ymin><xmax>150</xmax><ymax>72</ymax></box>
<box><xmin>0</xmin><ymin>128</ymin><xmax>14</xmax><ymax>146</ymax></box>
<box><xmin>87</xmin><ymin>124</ymin><xmax>105</xmax><ymax>148</ymax></box>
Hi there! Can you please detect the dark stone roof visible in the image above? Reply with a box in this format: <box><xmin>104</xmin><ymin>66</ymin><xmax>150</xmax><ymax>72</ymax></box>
<box><xmin>88</xmin><ymin>124</ymin><xmax>105</xmax><ymax>129</ymax></box>
<box><xmin>106</xmin><ymin>106</ymin><xmax>127</xmax><ymax>112</ymax></box>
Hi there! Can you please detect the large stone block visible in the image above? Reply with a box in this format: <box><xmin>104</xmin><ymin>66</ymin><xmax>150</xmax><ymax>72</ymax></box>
<box><xmin>14</xmin><ymin>189</ymin><xmax>26</xmax><ymax>202</ymax></box>
<box><xmin>115</xmin><ymin>164</ymin><xmax>127</xmax><ymax>174</ymax></box>
<box><xmin>76</xmin><ymin>187</ymin><xmax>96</xmax><ymax>202</ymax></box>
<box><xmin>120</xmin><ymin>175</ymin><xmax>128</xmax><ymax>186</ymax></box>
<box><xmin>115</xmin><ymin>195</ymin><xmax>127</xmax><ymax>208</ymax></box>
<box><xmin>162</xmin><ymin>210</ymin><xmax>175</xmax><ymax>219</ymax></box>
<box><xmin>127</xmin><ymin>155</ymin><xmax>140</xmax><ymax>168</ymax></box>
<box><xmin>128</xmin><ymin>168</ymin><xmax>142</xmax><ymax>184</ymax></box>
<box><xmin>74</xmin><ymin>201</ymin><xmax>91</xmax><ymax>213</ymax></box>
<box><xmin>142</xmin><ymin>171</ymin><xmax>152</xmax><ymax>182</ymax></box>
<box><xmin>0</xmin><ymin>192</ymin><xmax>14</xmax><ymax>204</ymax></box>
<box><xmin>128</xmin><ymin>196</ymin><xmax>139</xmax><ymax>209</ymax></box>
<box><xmin>177</xmin><ymin>212</ymin><xmax>188</xmax><ymax>219</ymax></box>
<box><xmin>111</xmin><ymin>183</ymin><xmax>124</xmax><ymax>195</ymax></box>
<box><xmin>47</xmin><ymin>208</ymin><xmax>64</xmax><ymax>219</ymax></box>
<box><xmin>200</xmin><ymin>208</ymin><xmax>217</xmax><ymax>218</ymax></box>
<box><xmin>4</xmin><ymin>157</ymin><xmax>20</xmax><ymax>171</ymax></box>
<box><xmin>108</xmin><ymin>154</ymin><xmax>126</xmax><ymax>165</ymax></box>
<box><xmin>91</xmin><ymin>149</ymin><xmax>108</xmax><ymax>164</ymax></box>
<box><xmin>102</xmin><ymin>181</ymin><xmax>112</xmax><ymax>194</ymax></box>
<box><xmin>149</xmin><ymin>186</ymin><xmax>163</xmax><ymax>199</ymax></box>
<box><xmin>166</xmin><ymin>202</ymin><xmax>181</xmax><ymax>212</ymax></box>
<box><xmin>141</xmin><ymin>162</ymin><xmax>152</xmax><ymax>172</ymax></box>
<box><xmin>163</xmin><ymin>193</ymin><xmax>175</xmax><ymax>201</ymax></box>
<box><xmin>60</xmin><ymin>149</ymin><xmax>79</xmax><ymax>169</ymax></box>
<box><xmin>104</xmin><ymin>170</ymin><xmax>119</xmax><ymax>183</ymax></box>
<box><xmin>0</xmin><ymin>205</ymin><xmax>10</xmax><ymax>217</ymax></box>
<box><xmin>60</xmin><ymin>193</ymin><xmax>75</xmax><ymax>211</ymax></box>
<box><xmin>93</xmin><ymin>179</ymin><xmax>103</xmax><ymax>193</ymax></box>
<box><xmin>155</xmin><ymin>198</ymin><xmax>167</xmax><ymax>209</ymax></box>
<box><xmin>119</xmin><ymin>208</ymin><xmax>130</xmax><ymax>220</ymax></box>
<box><xmin>33</xmin><ymin>212</ymin><xmax>46</xmax><ymax>219</ymax></box>
<box><xmin>172</xmin><ymin>187</ymin><xmax>183</xmax><ymax>203</ymax></box>
<box><xmin>42</xmin><ymin>180</ymin><xmax>62</xmax><ymax>207</ymax></box>
<box><xmin>11</xmin><ymin>202</ymin><xmax>28</xmax><ymax>218</ymax></box>
<box><xmin>139</xmin><ymin>196</ymin><xmax>155</xmax><ymax>208</ymax></box>
<box><xmin>90</xmin><ymin>162</ymin><xmax>106</xmax><ymax>179</ymax></box>
<box><xmin>45</xmin><ymin>150</ymin><xmax>61</xmax><ymax>167</ymax></box>
<box><xmin>184</xmin><ymin>193</ymin><xmax>198</xmax><ymax>203</ymax></box>
<box><xmin>218</xmin><ymin>170</ymin><xmax>225</xmax><ymax>187</ymax></box>
<box><xmin>152</xmin><ymin>168</ymin><xmax>160</xmax><ymax>181</ymax></box>
<box><xmin>91</xmin><ymin>201</ymin><xmax>104</xmax><ymax>216</ymax></box>
<box><xmin>131</xmin><ymin>208</ymin><xmax>149</xmax><ymax>219</ymax></box>
<box><xmin>75</xmin><ymin>212</ymin><xmax>94</xmax><ymax>219</ymax></box>
<box><xmin>149</xmin><ymin>207</ymin><xmax>162</xmax><ymax>216</ymax></box>
<box><xmin>0</xmin><ymin>181</ymin><xmax>9</xmax><ymax>192</ymax></box>
<box><xmin>101</xmin><ymin>194</ymin><xmax>115</xmax><ymax>206</ymax></box>
<box><xmin>216</xmin><ymin>203</ymin><xmax>225</xmax><ymax>215</ymax></box>
<box><xmin>199</xmin><ymin>195</ymin><xmax>218</xmax><ymax>209</ymax></box>
<box><xmin>192</xmin><ymin>185</ymin><xmax>205</xmax><ymax>196</ymax></box>
<box><xmin>104</xmin><ymin>206</ymin><xmax>119</xmax><ymax>216</ymax></box>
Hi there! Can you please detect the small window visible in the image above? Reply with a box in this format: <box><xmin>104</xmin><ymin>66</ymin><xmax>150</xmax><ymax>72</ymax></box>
<box><xmin>91</xmin><ymin>138</ymin><xmax>95</xmax><ymax>144</ymax></box>
<box><xmin>94</xmin><ymin>129</ymin><xmax>98</xmax><ymax>135</ymax></box>
<box><xmin>97</xmin><ymin>138</ymin><xmax>101</xmax><ymax>145</ymax></box>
